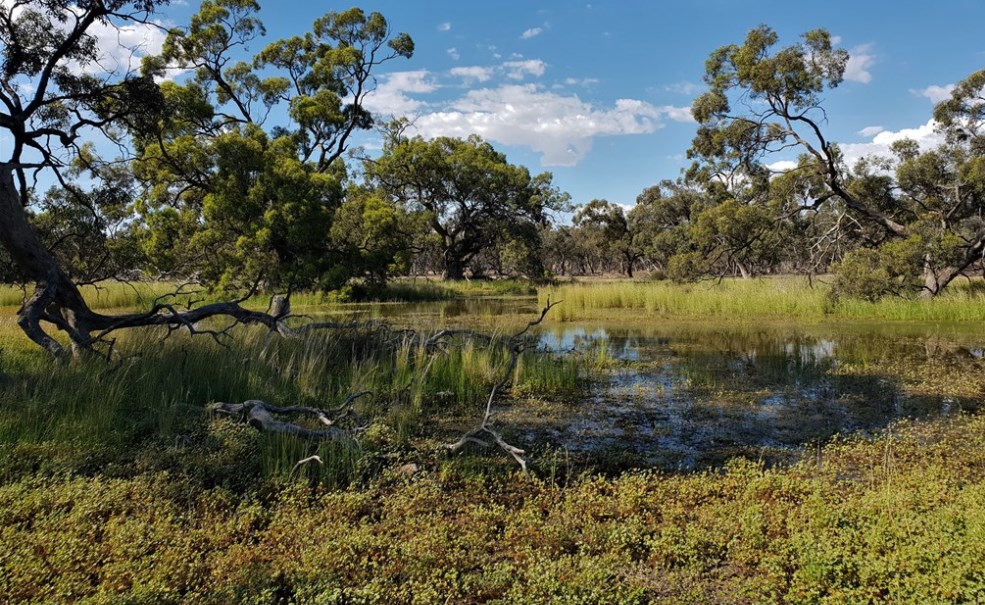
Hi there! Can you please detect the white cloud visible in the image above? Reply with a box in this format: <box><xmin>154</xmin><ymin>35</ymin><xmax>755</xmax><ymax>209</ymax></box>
<box><xmin>858</xmin><ymin>125</ymin><xmax>885</xmax><ymax>137</ymax></box>
<box><xmin>503</xmin><ymin>59</ymin><xmax>546</xmax><ymax>80</ymax></box>
<box><xmin>412</xmin><ymin>84</ymin><xmax>692</xmax><ymax>166</ymax></box>
<box><xmin>362</xmin><ymin>70</ymin><xmax>438</xmax><ymax>116</ymax></box>
<box><xmin>844</xmin><ymin>44</ymin><xmax>875</xmax><ymax>84</ymax></box>
<box><xmin>450</xmin><ymin>66</ymin><xmax>493</xmax><ymax>83</ymax></box>
<box><xmin>521</xmin><ymin>27</ymin><xmax>543</xmax><ymax>40</ymax></box>
<box><xmin>665</xmin><ymin>81</ymin><xmax>703</xmax><ymax>96</ymax></box>
<box><xmin>915</xmin><ymin>84</ymin><xmax>955</xmax><ymax>104</ymax></box>
<box><xmin>0</xmin><ymin>1</ymin><xmax>180</xmax><ymax>80</ymax></box>
<box><xmin>447</xmin><ymin>47</ymin><xmax>460</xmax><ymax>61</ymax></box>
<box><xmin>438</xmin><ymin>22</ymin><xmax>451</xmax><ymax>32</ymax></box>
<box><xmin>564</xmin><ymin>77</ymin><xmax>599</xmax><ymax>87</ymax></box>
<box><xmin>766</xmin><ymin>160</ymin><xmax>798</xmax><ymax>173</ymax></box>
<box><xmin>840</xmin><ymin>119</ymin><xmax>943</xmax><ymax>167</ymax></box>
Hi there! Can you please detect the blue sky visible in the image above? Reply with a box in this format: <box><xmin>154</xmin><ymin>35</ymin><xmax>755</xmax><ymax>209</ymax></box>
<box><xmin>8</xmin><ymin>0</ymin><xmax>985</xmax><ymax>209</ymax></box>
<box><xmin>291</xmin><ymin>0</ymin><xmax>984</xmax><ymax>207</ymax></box>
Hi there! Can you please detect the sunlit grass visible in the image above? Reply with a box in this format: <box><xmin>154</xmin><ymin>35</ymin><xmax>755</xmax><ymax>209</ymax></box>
<box><xmin>2</xmin><ymin>287</ymin><xmax>985</xmax><ymax>601</ymax></box>
<box><xmin>0</xmin><ymin>281</ymin><xmax>205</xmax><ymax>310</ymax></box>
<box><xmin>539</xmin><ymin>276</ymin><xmax>985</xmax><ymax>322</ymax></box>
<box><xmin>0</xmin><ymin>316</ymin><xmax>587</xmax><ymax>487</ymax></box>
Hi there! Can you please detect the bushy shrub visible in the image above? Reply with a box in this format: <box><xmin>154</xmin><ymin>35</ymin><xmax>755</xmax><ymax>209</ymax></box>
<box><xmin>830</xmin><ymin>237</ymin><xmax>923</xmax><ymax>302</ymax></box>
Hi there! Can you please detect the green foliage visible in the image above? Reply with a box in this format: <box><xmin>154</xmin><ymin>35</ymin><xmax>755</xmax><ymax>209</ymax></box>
<box><xmin>368</xmin><ymin>133</ymin><xmax>569</xmax><ymax>280</ymax></box>
<box><xmin>831</xmin><ymin>238</ymin><xmax>924</xmax><ymax>302</ymax></box>
<box><xmin>330</xmin><ymin>187</ymin><xmax>417</xmax><ymax>285</ymax></box>
<box><xmin>133</xmin><ymin>2</ymin><xmax>414</xmax><ymax>292</ymax></box>
<box><xmin>573</xmin><ymin>199</ymin><xmax>641</xmax><ymax>277</ymax></box>
<box><xmin>684</xmin><ymin>26</ymin><xmax>985</xmax><ymax>298</ymax></box>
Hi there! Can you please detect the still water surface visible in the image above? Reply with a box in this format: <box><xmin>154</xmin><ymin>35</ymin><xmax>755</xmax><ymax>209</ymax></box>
<box><xmin>334</xmin><ymin>298</ymin><xmax>985</xmax><ymax>469</ymax></box>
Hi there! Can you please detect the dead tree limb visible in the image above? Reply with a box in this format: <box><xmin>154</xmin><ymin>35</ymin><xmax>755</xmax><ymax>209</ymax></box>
<box><xmin>444</xmin><ymin>298</ymin><xmax>562</xmax><ymax>471</ymax></box>
<box><xmin>209</xmin><ymin>395</ymin><xmax>373</xmax><ymax>440</ymax></box>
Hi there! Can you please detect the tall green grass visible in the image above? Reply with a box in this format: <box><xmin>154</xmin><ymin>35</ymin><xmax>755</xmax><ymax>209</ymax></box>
<box><xmin>0</xmin><ymin>318</ymin><xmax>587</xmax><ymax>486</ymax></box>
<box><xmin>540</xmin><ymin>276</ymin><xmax>985</xmax><ymax>322</ymax></box>
<box><xmin>0</xmin><ymin>281</ymin><xmax>204</xmax><ymax>309</ymax></box>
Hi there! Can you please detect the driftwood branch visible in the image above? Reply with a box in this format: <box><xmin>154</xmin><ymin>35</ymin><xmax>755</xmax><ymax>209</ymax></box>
<box><xmin>444</xmin><ymin>297</ymin><xmax>562</xmax><ymax>471</ymax></box>
<box><xmin>209</xmin><ymin>394</ymin><xmax>373</xmax><ymax>440</ymax></box>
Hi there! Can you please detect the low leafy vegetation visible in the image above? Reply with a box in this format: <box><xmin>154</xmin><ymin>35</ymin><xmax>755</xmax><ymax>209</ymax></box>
<box><xmin>4</xmin><ymin>408</ymin><xmax>985</xmax><ymax>603</ymax></box>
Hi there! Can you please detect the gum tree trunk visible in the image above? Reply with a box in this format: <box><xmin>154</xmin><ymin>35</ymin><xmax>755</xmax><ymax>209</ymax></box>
<box><xmin>0</xmin><ymin>165</ymin><xmax>96</xmax><ymax>356</ymax></box>
<box><xmin>0</xmin><ymin>164</ymin><xmax>283</xmax><ymax>358</ymax></box>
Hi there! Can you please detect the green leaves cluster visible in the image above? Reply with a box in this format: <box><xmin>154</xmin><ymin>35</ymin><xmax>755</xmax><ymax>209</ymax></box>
<box><xmin>133</xmin><ymin>1</ymin><xmax>414</xmax><ymax>291</ymax></box>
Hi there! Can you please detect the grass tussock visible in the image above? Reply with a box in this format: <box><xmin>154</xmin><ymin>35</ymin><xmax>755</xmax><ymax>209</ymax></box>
<box><xmin>0</xmin><ymin>281</ymin><xmax>201</xmax><ymax>310</ymax></box>
<box><xmin>540</xmin><ymin>276</ymin><xmax>985</xmax><ymax>322</ymax></box>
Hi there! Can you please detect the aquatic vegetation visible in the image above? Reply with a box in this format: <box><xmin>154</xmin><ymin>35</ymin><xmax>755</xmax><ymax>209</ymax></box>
<box><xmin>540</xmin><ymin>277</ymin><xmax>985</xmax><ymax>322</ymax></box>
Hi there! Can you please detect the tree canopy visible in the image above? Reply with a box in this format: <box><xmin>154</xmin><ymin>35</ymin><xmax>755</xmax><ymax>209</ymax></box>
<box><xmin>367</xmin><ymin>133</ymin><xmax>568</xmax><ymax>280</ymax></box>
<box><xmin>0</xmin><ymin>0</ymin><xmax>413</xmax><ymax>356</ymax></box>
<box><xmin>686</xmin><ymin>26</ymin><xmax>985</xmax><ymax>296</ymax></box>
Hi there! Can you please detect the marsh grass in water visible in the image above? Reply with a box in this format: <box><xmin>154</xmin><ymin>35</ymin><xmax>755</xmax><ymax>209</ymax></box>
<box><xmin>540</xmin><ymin>276</ymin><xmax>985</xmax><ymax>322</ymax></box>
<box><xmin>4</xmin><ymin>288</ymin><xmax>985</xmax><ymax>602</ymax></box>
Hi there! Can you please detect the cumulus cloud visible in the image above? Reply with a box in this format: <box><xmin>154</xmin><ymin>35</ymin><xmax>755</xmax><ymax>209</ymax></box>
<box><xmin>0</xmin><ymin>0</ymin><xmax>178</xmax><ymax>80</ymax></box>
<box><xmin>411</xmin><ymin>84</ymin><xmax>693</xmax><ymax>166</ymax></box>
<box><xmin>450</xmin><ymin>66</ymin><xmax>494</xmax><ymax>83</ymax></box>
<box><xmin>362</xmin><ymin>70</ymin><xmax>438</xmax><ymax>116</ymax></box>
<box><xmin>521</xmin><ymin>27</ymin><xmax>543</xmax><ymax>39</ymax></box>
<box><xmin>438</xmin><ymin>22</ymin><xmax>452</xmax><ymax>31</ymax></box>
<box><xmin>503</xmin><ymin>59</ymin><xmax>547</xmax><ymax>80</ymax></box>
<box><xmin>840</xmin><ymin>119</ymin><xmax>943</xmax><ymax>167</ymax></box>
<box><xmin>914</xmin><ymin>84</ymin><xmax>955</xmax><ymax>104</ymax></box>
<box><xmin>766</xmin><ymin>160</ymin><xmax>799</xmax><ymax>173</ymax></box>
<box><xmin>844</xmin><ymin>44</ymin><xmax>875</xmax><ymax>84</ymax></box>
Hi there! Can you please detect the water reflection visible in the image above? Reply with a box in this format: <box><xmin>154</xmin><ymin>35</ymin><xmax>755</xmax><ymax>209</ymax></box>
<box><xmin>525</xmin><ymin>322</ymin><xmax>985</xmax><ymax>469</ymax></box>
<box><xmin>315</xmin><ymin>298</ymin><xmax>985</xmax><ymax>469</ymax></box>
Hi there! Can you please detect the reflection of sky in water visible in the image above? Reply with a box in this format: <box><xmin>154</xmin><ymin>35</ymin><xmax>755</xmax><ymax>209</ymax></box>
<box><xmin>538</xmin><ymin>327</ymin><xmax>609</xmax><ymax>351</ymax></box>
<box><xmin>783</xmin><ymin>339</ymin><xmax>836</xmax><ymax>365</ymax></box>
<box><xmin>332</xmin><ymin>298</ymin><xmax>985</xmax><ymax>469</ymax></box>
<box><xmin>521</xmin><ymin>323</ymin><xmax>981</xmax><ymax>470</ymax></box>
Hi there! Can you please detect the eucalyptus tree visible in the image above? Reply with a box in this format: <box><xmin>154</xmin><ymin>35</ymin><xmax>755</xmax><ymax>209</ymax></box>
<box><xmin>0</xmin><ymin>0</ymin><xmax>412</xmax><ymax>356</ymax></box>
<box><xmin>689</xmin><ymin>25</ymin><xmax>985</xmax><ymax>296</ymax></box>
<box><xmin>629</xmin><ymin>181</ymin><xmax>700</xmax><ymax>275</ymax></box>
<box><xmin>329</xmin><ymin>185</ymin><xmax>419</xmax><ymax>286</ymax></box>
<box><xmin>572</xmin><ymin>199</ymin><xmax>642</xmax><ymax>277</ymax></box>
<box><xmin>136</xmin><ymin>0</ymin><xmax>413</xmax><ymax>291</ymax></box>
<box><xmin>367</xmin><ymin>134</ymin><xmax>568</xmax><ymax>280</ymax></box>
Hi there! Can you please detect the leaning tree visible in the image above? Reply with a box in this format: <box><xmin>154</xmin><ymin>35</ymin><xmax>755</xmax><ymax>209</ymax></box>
<box><xmin>689</xmin><ymin>25</ymin><xmax>985</xmax><ymax>296</ymax></box>
<box><xmin>0</xmin><ymin>0</ymin><xmax>412</xmax><ymax>357</ymax></box>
